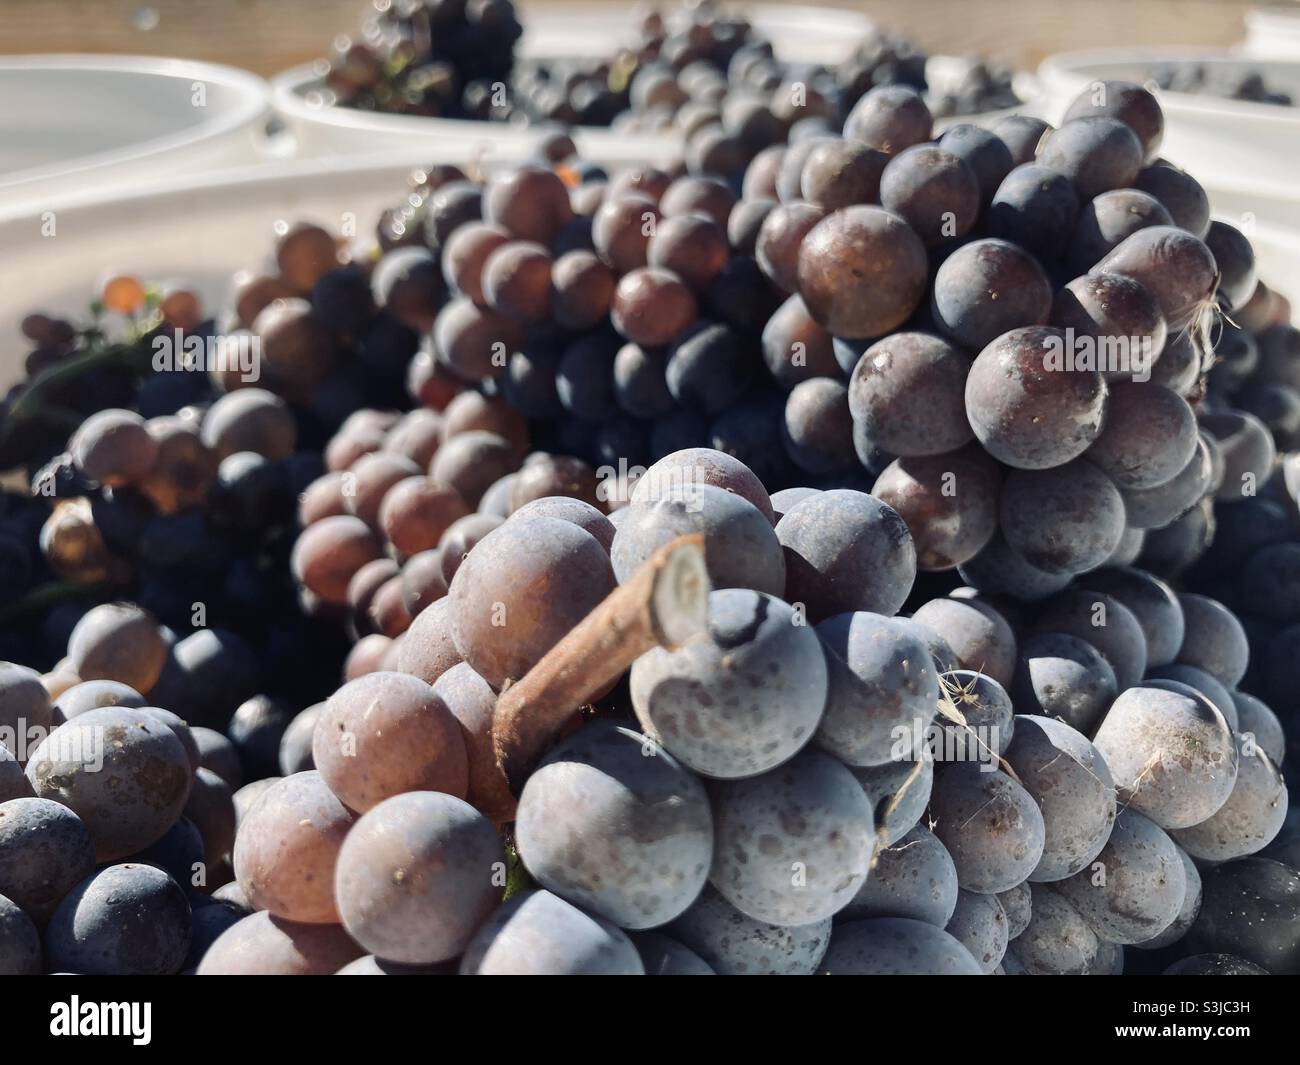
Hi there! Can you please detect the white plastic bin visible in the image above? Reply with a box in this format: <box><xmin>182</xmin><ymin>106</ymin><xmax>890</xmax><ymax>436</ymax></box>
<box><xmin>0</xmin><ymin>55</ymin><xmax>273</xmax><ymax>215</ymax></box>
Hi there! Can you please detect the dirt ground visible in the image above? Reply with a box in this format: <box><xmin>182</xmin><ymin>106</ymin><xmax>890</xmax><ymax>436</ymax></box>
<box><xmin>0</xmin><ymin>0</ymin><xmax>1268</xmax><ymax>76</ymax></box>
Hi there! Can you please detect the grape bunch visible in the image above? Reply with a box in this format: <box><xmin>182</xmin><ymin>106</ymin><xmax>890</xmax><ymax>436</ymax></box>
<box><xmin>322</xmin><ymin>0</ymin><xmax>523</xmax><ymax>119</ymax></box>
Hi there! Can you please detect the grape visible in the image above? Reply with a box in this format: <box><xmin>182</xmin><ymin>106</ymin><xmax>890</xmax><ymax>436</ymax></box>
<box><xmin>371</xmin><ymin>248</ymin><xmax>444</xmax><ymax>333</ymax></box>
<box><xmin>985</xmin><ymin>163</ymin><xmax>1081</xmax><ymax>265</ymax></box>
<box><xmin>1038</xmin><ymin>116</ymin><xmax>1143</xmax><ymax>199</ymax></box>
<box><xmin>183</xmin><ymin>767</ymin><xmax>236</xmax><ymax>869</ymax></box>
<box><xmin>1137</xmin><ymin>496</ymin><xmax>1216</xmax><ymax>578</ymax></box>
<box><xmin>998</xmin><ymin>882</ymin><xmax>1032</xmax><ymax>939</ymax></box>
<box><xmin>130</xmin><ymin>815</ymin><xmax>204</xmax><ymax>889</ymax></box>
<box><xmin>1205</xmin><ymin>220</ymin><xmax>1257</xmax><ymax>312</ymax></box>
<box><xmin>611</xmin><ymin>342</ymin><xmax>674</xmax><ymax>419</ymax></box>
<box><xmin>1094</xmin><ymin>226</ymin><xmax>1219</xmax><ymax>332</ymax></box>
<box><xmin>1146</xmin><ymin>668</ymin><xmax>1238</xmax><ymax>730</ymax></box>
<box><xmin>483</xmin><ymin>165</ymin><xmax>573</xmax><ymax>245</ymax></box>
<box><xmin>432</xmin><ymin>297</ymin><xmax>523</xmax><ymax>381</ymax></box>
<box><xmin>760</xmin><ymin>294</ymin><xmax>839</xmax><ymax>391</ymax></box>
<box><xmin>965</xmin><ymin>326</ymin><xmax>1106</xmax><ymax>470</ymax></box>
<box><xmin>1062</xmin><ymin>80</ymin><xmax>1163</xmax><ymax>162</ymax></box>
<box><xmin>992</xmin><ymin>114</ymin><xmax>1052</xmax><ymax>166</ymax></box>
<box><xmin>1092</xmin><ymin>683</ymin><xmax>1237</xmax><ymax>830</ymax></box>
<box><xmin>937</xmin><ymin>669</ymin><xmax>1014</xmax><ymax>761</ymax></box>
<box><xmin>510</xmin><ymin>497</ymin><xmax>615</xmax><ymax>553</ymax></box>
<box><xmin>334</xmin><ymin>954</ymin><xmax>455</xmax><ymax>975</ymax></box>
<box><xmin>879</xmin><ymin>145</ymin><xmax>980</xmax><ymax>247</ymax></box>
<box><xmin>1164</xmin><ymin>954</ymin><xmax>1269</xmax><ymax>976</ymax></box>
<box><xmin>709</xmin><ymin>748</ymin><xmax>873</xmax><ymax>925</ymax></box>
<box><xmin>843</xmin><ymin>85</ymin><xmax>932</xmax><ymax>154</ymax></box>
<box><xmin>872</xmin><ymin>448</ymin><xmax>1001</xmax><ymax>571</ymax></box>
<box><xmin>755</xmin><ymin>202</ymin><xmax>825</xmax><ymax>295</ymax></box>
<box><xmin>193</xmin><ymin>727</ymin><xmax>243</xmax><ymax>789</ymax></box>
<box><xmin>669</xmin><ymin>884</ymin><xmax>830</xmax><ymax>975</ymax></box>
<box><xmin>1004</xmin><ymin>715</ymin><xmax>1117</xmax><ymax>882</ymax></box>
<box><xmin>776</xmin><ymin>489</ymin><xmax>915</xmax><ymax>621</ymax></box>
<box><xmin>1120</xmin><ymin>433</ymin><xmax>1214</xmax><ymax>529</ymax></box>
<box><xmin>957</xmin><ymin>532</ymin><xmax>1074</xmax><ymax>602</ymax></box>
<box><xmin>1050</xmin><ymin>273</ymin><xmax>1168</xmax><ymax>381</ymax></box>
<box><xmin>1076</xmin><ymin>565</ymin><xmax>1184</xmax><ymax>667</ymax></box>
<box><xmin>69</xmin><ymin>409</ymin><xmax>158</xmax><ymax>488</ymax></box>
<box><xmin>706</xmin><ymin>254</ymin><xmax>783</xmax><ymax>335</ymax></box>
<box><xmin>440</xmin><ymin>391</ymin><xmax>529</xmax><ymax>459</ymax></box>
<box><xmin>138</xmin><ymin>416</ymin><xmax>219</xmax><ymax>515</ymax></box>
<box><xmin>0</xmin><ymin>746</ymin><xmax>30</xmax><ymax>804</ymax></box>
<box><xmin>0</xmin><ymin>893</ymin><xmax>40</xmax><ymax>974</ymax></box>
<box><xmin>1133</xmin><ymin>161</ymin><xmax>1210</xmax><ymax>237</ymax></box>
<box><xmin>217</xmin><ymin>696</ymin><xmax>285</xmax><ymax>782</ymax></box>
<box><xmin>945</xmin><ymin>889</ymin><xmax>1009</xmax><ymax>973</ymax></box>
<box><xmin>1055</xmin><ymin>806</ymin><xmax>1185</xmax><ymax>944</ymax></box>
<box><xmin>1257</xmin><ymin>326</ymin><xmax>1300</xmax><ymax>389</ymax></box>
<box><xmin>665</xmin><ymin>322</ymin><xmax>752</xmax><ymax>414</ymax></box>
<box><xmin>930</xmin><ymin>763</ymin><xmax>1046</xmax><ymax>893</ymax></box>
<box><xmin>1006</xmin><ymin>883</ymin><xmax>1099</xmax><ymax>974</ymax></box>
<box><xmin>276</xmin><ymin>221</ymin><xmax>339</xmax><ymax>291</ymax></box>
<box><xmin>851</xmin><ymin>750</ymin><xmax>934</xmax><ymax>844</ymax></box>
<box><xmin>291</xmin><ymin>515</ymin><xmax>383</xmax><ymax>605</ymax></box>
<box><xmin>438</xmin><ymin>514</ymin><xmax>505</xmax><ymax>587</ymax></box>
<box><xmin>799</xmin><ymin>139</ymin><xmax>887</xmax><ymax>211</ymax></box>
<box><xmin>510</xmin><ymin>453</ymin><xmax>602</xmax><ymax>510</ymax></box>
<box><xmin>911</xmin><ymin>595</ymin><xmax>1017</xmax><ymax>688</ymax></box>
<box><xmin>630</xmin><ymin>589</ymin><xmax>826</xmax><ymax>779</ymax></box>
<box><xmin>1000</xmin><ymin>459</ymin><xmax>1126</xmax><ymax>575</ymax></box>
<box><xmin>611</xmin><ymin>267</ymin><xmax>698</xmax><ymax>347</ymax></box>
<box><xmin>1132</xmin><ymin>844</ymin><xmax>1201</xmax><ymax>950</ymax></box>
<box><xmin>1232</xmin><ymin>690</ymin><xmax>1286</xmax><ymax>765</ymax></box>
<box><xmin>46</xmin><ymin>864</ymin><xmax>190</xmax><ymax>975</ymax></box>
<box><xmin>481</xmin><ymin>241</ymin><xmax>553</xmax><ymax>324</ymax></box>
<box><xmin>819</xmin><ymin>917</ymin><xmax>981</xmax><ymax>974</ymax></box>
<box><xmin>441</xmin><ymin>221</ymin><xmax>510</xmax><ymax>304</ymax></box>
<box><xmin>1188</xmin><ymin>858</ymin><xmax>1300</xmax><ymax>974</ymax></box>
<box><xmin>0</xmin><ymin>662</ymin><xmax>54</xmax><ymax>740</ymax></box>
<box><xmin>796</xmin><ymin>206</ymin><xmax>927</xmax><ymax>339</ymax></box>
<box><xmin>550</xmin><ymin>250</ymin><xmax>616</xmax><ymax>331</ymax></box>
<box><xmin>0</xmin><ymin>797</ymin><xmax>95</xmax><ymax>922</ymax></box>
<box><xmin>334</xmin><ymin>791</ymin><xmax>502</xmax><ymax>964</ymax></box>
<box><xmin>815</xmin><ymin>613</ymin><xmax>939</xmax><ymax>766</ymax></box>
<box><xmin>400</xmin><ymin>550</ymin><xmax>448</xmax><ymax>618</ymax></box>
<box><xmin>197</xmin><ymin>910</ymin><xmax>363</xmax><ymax>975</ymax></box>
<box><xmin>660</xmin><ymin>176</ymin><xmax>736</xmax><ymax>228</ymax></box>
<box><xmin>376</xmin><ymin>477</ymin><xmax>470</xmax><ymax>557</ymax></box>
<box><xmin>730</xmin><ymin>199</ymin><xmax>778</xmax><ymax>256</ymax></box>
<box><xmin>633</xmin><ymin>447</ymin><xmax>775</xmax><ymax>523</ymax></box>
<box><xmin>1170</xmin><ymin>737</ymin><xmax>1288</xmax><ymax>862</ymax></box>
<box><xmin>252</xmin><ymin>298</ymin><xmax>337</xmax><ymax>400</ymax></box>
<box><xmin>429</xmin><ymin>431</ymin><xmax>519</xmax><ymax>509</ymax></box>
<box><xmin>162</xmin><ymin>628</ymin><xmax>261</xmax><ymax>731</ymax></box>
<box><xmin>63</xmin><ymin>603</ymin><xmax>163</xmax><ymax>696</ymax></box>
<box><xmin>1175</xmin><ymin>593</ymin><xmax>1250</xmax><ymax>687</ymax></box>
<box><xmin>646</xmin><ymin>213</ymin><xmax>729</xmax><ymax>291</ymax></box>
<box><xmin>450</xmin><ymin>516</ymin><xmax>615</xmax><ymax>689</ymax></box>
<box><xmin>517</xmin><ymin>722</ymin><xmax>711</xmax><ymax>928</ymax></box>
<box><xmin>314</xmin><ymin>672</ymin><xmax>467</xmax><ymax>813</ymax></box>
<box><xmin>1032</xmin><ymin>589</ymin><xmax>1148</xmax><ymax>689</ymax></box>
<box><xmin>1068</xmin><ymin>189</ymin><xmax>1173</xmax><ymax>274</ymax></box>
<box><xmin>630</xmin><ymin>932</ymin><xmax>715</xmax><ymax>975</ymax></box>
<box><xmin>840</xmin><ymin>824</ymin><xmax>958</xmax><ymax>925</ymax></box>
<box><xmin>1010</xmin><ymin>633</ymin><xmax>1117</xmax><ymax>735</ymax></box>
<box><xmin>25</xmin><ymin>707</ymin><xmax>191</xmax><ymax>862</ymax></box>
<box><xmin>613</xmin><ymin>484</ymin><xmax>784</xmax><ymax>597</ymax></box>
<box><xmin>1096</xmin><ymin>380</ymin><xmax>1201</xmax><ymax>483</ymax></box>
<box><xmin>346</xmin><ymin>635</ymin><xmax>391</xmax><ymax>681</ymax></box>
<box><xmin>1201</xmin><ymin>411</ymin><xmax>1277</xmax><ymax>503</ymax></box>
<box><xmin>593</xmin><ymin>193</ymin><xmax>659</xmax><ymax>272</ymax></box>
<box><xmin>934</xmin><ymin>239</ymin><xmax>1053</xmax><ymax>353</ymax></box>
<box><xmin>459</xmin><ymin>889</ymin><xmax>644</xmax><ymax>975</ymax></box>
<box><xmin>232</xmin><ymin>770</ymin><xmax>354</xmax><ymax>924</ymax></box>
<box><xmin>768</xmin><ymin>486</ymin><xmax>819</xmax><ymax>522</ymax></box>
<box><xmin>781</xmin><ymin>378</ymin><xmax>853</xmax><ymax>475</ymax></box>
<box><xmin>847</xmin><ymin>331</ymin><xmax>974</xmax><ymax>458</ymax></box>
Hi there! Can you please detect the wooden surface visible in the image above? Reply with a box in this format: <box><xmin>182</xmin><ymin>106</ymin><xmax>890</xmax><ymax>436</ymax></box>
<box><xmin>0</xmin><ymin>0</ymin><xmax>1267</xmax><ymax>76</ymax></box>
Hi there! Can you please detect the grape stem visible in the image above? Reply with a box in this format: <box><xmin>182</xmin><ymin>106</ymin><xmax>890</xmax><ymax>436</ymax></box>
<box><xmin>491</xmin><ymin>532</ymin><xmax>710</xmax><ymax>793</ymax></box>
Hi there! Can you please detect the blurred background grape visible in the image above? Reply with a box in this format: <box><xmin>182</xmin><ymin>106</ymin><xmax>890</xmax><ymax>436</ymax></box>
<box><xmin>0</xmin><ymin>0</ymin><xmax>1259</xmax><ymax>77</ymax></box>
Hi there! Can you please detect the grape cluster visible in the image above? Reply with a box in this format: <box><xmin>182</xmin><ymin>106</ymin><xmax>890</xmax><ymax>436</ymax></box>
<box><xmin>1</xmin><ymin>51</ymin><xmax>1299</xmax><ymax>977</ymax></box>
